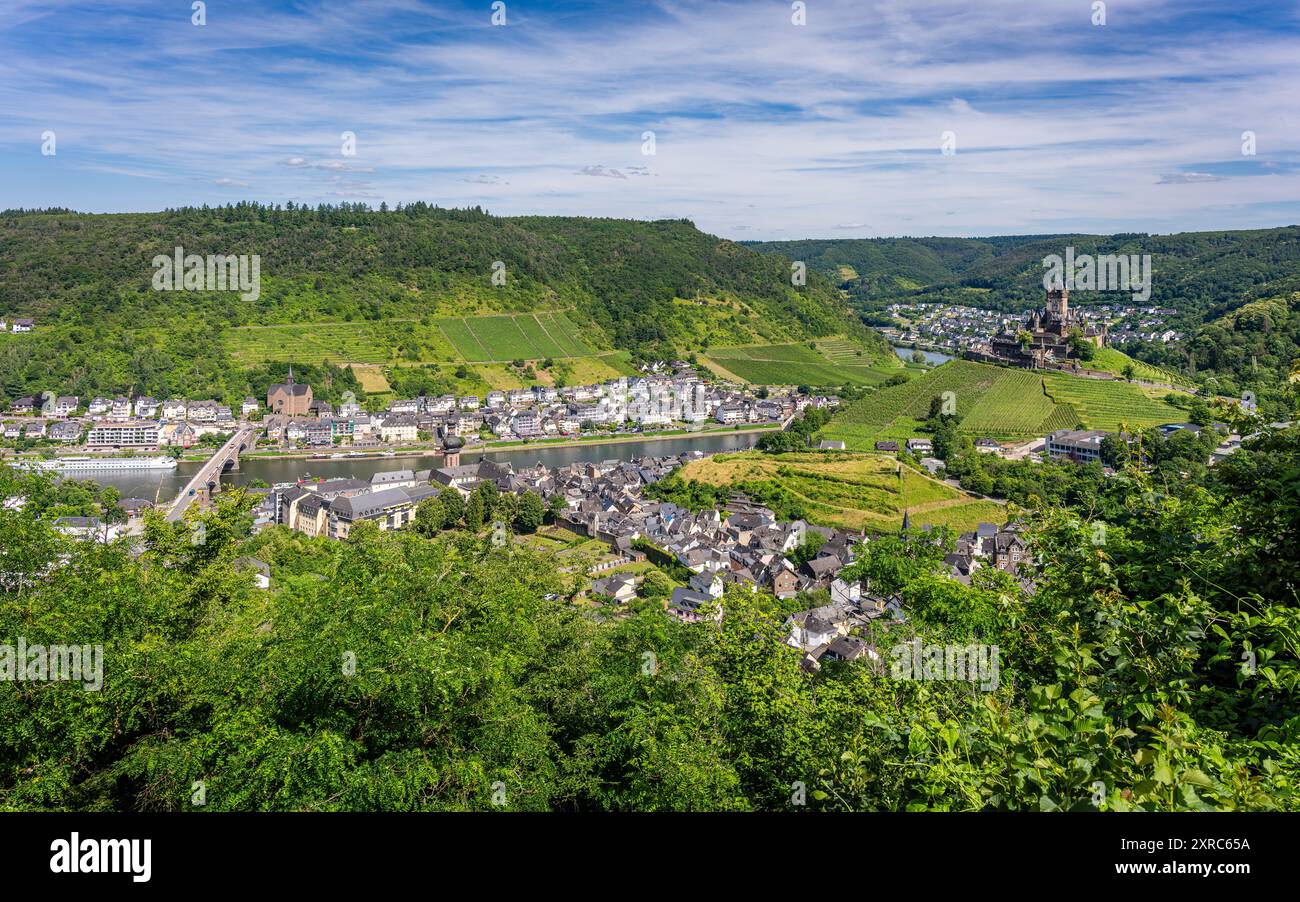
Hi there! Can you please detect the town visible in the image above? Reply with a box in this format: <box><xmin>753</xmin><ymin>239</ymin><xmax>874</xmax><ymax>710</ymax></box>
<box><xmin>42</xmin><ymin>441</ymin><xmax>1032</xmax><ymax>675</ymax></box>
<box><xmin>0</xmin><ymin>364</ymin><xmax>816</xmax><ymax>453</ymax></box>
<box><xmin>878</xmin><ymin>299</ymin><xmax>1184</xmax><ymax>359</ymax></box>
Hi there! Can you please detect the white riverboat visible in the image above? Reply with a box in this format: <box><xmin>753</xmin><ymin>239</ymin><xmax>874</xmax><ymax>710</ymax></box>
<box><xmin>24</xmin><ymin>455</ymin><xmax>179</xmax><ymax>473</ymax></box>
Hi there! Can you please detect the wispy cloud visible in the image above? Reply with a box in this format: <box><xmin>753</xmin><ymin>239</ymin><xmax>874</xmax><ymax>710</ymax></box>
<box><xmin>0</xmin><ymin>0</ymin><xmax>1297</xmax><ymax>237</ymax></box>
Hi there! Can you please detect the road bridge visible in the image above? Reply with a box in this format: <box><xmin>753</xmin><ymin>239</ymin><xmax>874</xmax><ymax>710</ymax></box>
<box><xmin>165</xmin><ymin>426</ymin><xmax>258</xmax><ymax>522</ymax></box>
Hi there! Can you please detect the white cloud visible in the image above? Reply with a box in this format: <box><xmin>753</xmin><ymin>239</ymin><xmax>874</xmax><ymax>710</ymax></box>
<box><xmin>0</xmin><ymin>0</ymin><xmax>1295</xmax><ymax>235</ymax></box>
<box><xmin>576</xmin><ymin>165</ymin><xmax>628</xmax><ymax>180</ymax></box>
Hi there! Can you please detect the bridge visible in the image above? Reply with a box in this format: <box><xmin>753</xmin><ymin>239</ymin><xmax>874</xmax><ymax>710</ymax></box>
<box><xmin>165</xmin><ymin>425</ymin><xmax>258</xmax><ymax>522</ymax></box>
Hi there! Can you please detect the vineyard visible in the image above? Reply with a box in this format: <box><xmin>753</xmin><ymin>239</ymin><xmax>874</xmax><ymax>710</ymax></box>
<box><xmin>958</xmin><ymin>367</ymin><xmax>1080</xmax><ymax>435</ymax></box>
<box><xmin>225</xmin><ymin>320</ymin><xmax>453</xmax><ymax>367</ymax></box>
<box><xmin>819</xmin><ymin>359</ymin><xmax>1187</xmax><ymax>447</ymax></box>
<box><xmin>435</xmin><ymin>312</ymin><xmax>594</xmax><ymax>362</ymax></box>
<box><xmin>1088</xmin><ymin>347</ymin><xmax>1192</xmax><ymax>386</ymax></box>
<box><xmin>677</xmin><ymin>451</ymin><xmax>1005</xmax><ymax>533</ymax></box>
<box><xmin>704</xmin><ymin>340</ymin><xmax>900</xmax><ymax>386</ymax></box>
<box><xmin>1041</xmin><ymin>372</ymin><xmax>1183</xmax><ymax>431</ymax></box>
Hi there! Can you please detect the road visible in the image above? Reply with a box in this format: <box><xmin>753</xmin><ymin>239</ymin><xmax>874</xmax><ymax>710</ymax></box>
<box><xmin>165</xmin><ymin>426</ymin><xmax>257</xmax><ymax>521</ymax></box>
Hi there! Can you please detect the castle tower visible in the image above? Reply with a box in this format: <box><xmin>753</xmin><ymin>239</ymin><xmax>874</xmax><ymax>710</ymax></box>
<box><xmin>1046</xmin><ymin>286</ymin><xmax>1069</xmax><ymax>320</ymax></box>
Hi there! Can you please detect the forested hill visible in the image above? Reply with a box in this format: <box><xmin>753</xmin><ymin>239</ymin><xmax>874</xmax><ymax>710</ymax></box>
<box><xmin>746</xmin><ymin>227</ymin><xmax>1300</xmax><ymax>323</ymax></box>
<box><xmin>0</xmin><ymin>205</ymin><xmax>882</xmax><ymax>403</ymax></box>
<box><xmin>748</xmin><ymin>228</ymin><xmax>1300</xmax><ymax>407</ymax></box>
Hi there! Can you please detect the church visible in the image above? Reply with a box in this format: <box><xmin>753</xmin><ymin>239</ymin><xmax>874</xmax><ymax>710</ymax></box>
<box><xmin>266</xmin><ymin>367</ymin><xmax>313</xmax><ymax>417</ymax></box>
<box><xmin>981</xmin><ymin>286</ymin><xmax>1106</xmax><ymax>370</ymax></box>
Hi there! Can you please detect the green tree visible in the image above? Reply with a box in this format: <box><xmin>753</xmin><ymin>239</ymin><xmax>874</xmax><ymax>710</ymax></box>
<box><xmin>514</xmin><ymin>491</ymin><xmax>545</xmax><ymax>533</ymax></box>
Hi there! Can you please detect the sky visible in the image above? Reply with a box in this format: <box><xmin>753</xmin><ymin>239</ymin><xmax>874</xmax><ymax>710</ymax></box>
<box><xmin>0</xmin><ymin>0</ymin><xmax>1297</xmax><ymax>240</ymax></box>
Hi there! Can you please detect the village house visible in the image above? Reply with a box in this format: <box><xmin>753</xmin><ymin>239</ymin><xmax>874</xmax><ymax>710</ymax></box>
<box><xmin>380</xmin><ymin>415</ymin><xmax>418</xmax><ymax>444</ymax></box>
<box><xmin>48</xmin><ymin>421</ymin><xmax>82</xmax><ymax>442</ymax></box>
<box><xmin>590</xmin><ymin>572</ymin><xmax>639</xmax><ymax>603</ymax></box>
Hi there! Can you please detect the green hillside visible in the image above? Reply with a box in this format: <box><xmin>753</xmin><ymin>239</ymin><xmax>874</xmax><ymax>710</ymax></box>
<box><xmin>820</xmin><ymin>359</ymin><xmax>1185</xmax><ymax>447</ymax></box>
<box><xmin>1087</xmin><ymin>347</ymin><xmax>1191</xmax><ymax>386</ymax></box>
<box><xmin>676</xmin><ymin>450</ymin><xmax>1004</xmax><ymax>533</ymax></box>
<box><xmin>749</xmin><ymin>228</ymin><xmax>1300</xmax><ymax>419</ymax></box>
<box><xmin>0</xmin><ymin>205</ymin><xmax>889</xmax><ymax>405</ymax></box>
<box><xmin>747</xmin><ymin>227</ymin><xmax>1300</xmax><ymax>321</ymax></box>
<box><xmin>703</xmin><ymin>339</ymin><xmax>904</xmax><ymax>387</ymax></box>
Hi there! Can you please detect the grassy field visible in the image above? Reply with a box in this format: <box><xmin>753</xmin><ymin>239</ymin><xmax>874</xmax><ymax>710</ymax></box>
<box><xmin>820</xmin><ymin>359</ymin><xmax>1185</xmax><ymax>448</ymax></box>
<box><xmin>678</xmin><ymin>451</ymin><xmax>1006</xmax><ymax>533</ymax></box>
<box><xmin>704</xmin><ymin>339</ymin><xmax>902</xmax><ymax>386</ymax></box>
<box><xmin>350</xmin><ymin>364</ymin><xmax>392</xmax><ymax>393</ymax></box>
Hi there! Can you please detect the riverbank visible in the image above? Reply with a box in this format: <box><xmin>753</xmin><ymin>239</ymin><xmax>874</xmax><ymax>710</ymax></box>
<box><xmin>200</xmin><ymin>423</ymin><xmax>781</xmax><ymax>463</ymax></box>
<box><xmin>20</xmin><ymin>429</ymin><xmax>770</xmax><ymax>500</ymax></box>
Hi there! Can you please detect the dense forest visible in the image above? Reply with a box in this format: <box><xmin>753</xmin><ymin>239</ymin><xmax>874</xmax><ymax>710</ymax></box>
<box><xmin>2</xmin><ymin>419</ymin><xmax>1297</xmax><ymax>811</ymax></box>
<box><xmin>0</xmin><ymin>205</ymin><xmax>882</xmax><ymax>405</ymax></box>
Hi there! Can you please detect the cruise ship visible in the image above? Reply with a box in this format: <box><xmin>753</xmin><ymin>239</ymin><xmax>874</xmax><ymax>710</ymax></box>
<box><xmin>24</xmin><ymin>455</ymin><xmax>178</xmax><ymax>473</ymax></box>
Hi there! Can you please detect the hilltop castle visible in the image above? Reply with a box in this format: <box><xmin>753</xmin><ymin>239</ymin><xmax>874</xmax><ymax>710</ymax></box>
<box><xmin>979</xmin><ymin>287</ymin><xmax>1106</xmax><ymax>370</ymax></box>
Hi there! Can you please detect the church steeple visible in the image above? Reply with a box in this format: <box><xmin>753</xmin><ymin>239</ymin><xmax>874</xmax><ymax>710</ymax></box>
<box><xmin>901</xmin><ymin>508</ymin><xmax>911</xmax><ymax>531</ymax></box>
<box><xmin>286</xmin><ymin>365</ymin><xmax>295</xmax><ymax>385</ymax></box>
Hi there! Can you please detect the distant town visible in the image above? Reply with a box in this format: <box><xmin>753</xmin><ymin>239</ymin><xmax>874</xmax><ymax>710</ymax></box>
<box><xmin>879</xmin><ymin>298</ymin><xmax>1183</xmax><ymax>359</ymax></box>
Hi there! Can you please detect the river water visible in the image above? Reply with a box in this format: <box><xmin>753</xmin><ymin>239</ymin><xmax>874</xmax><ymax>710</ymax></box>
<box><xmin>892</xmin><ymin>344</ymin><xmax>955</xmax><ymax>366</ymax></box>
<box><xmin>67</xmin><ymin>431</ymin><xmax>763</xmax><ymax>500</ymax></box>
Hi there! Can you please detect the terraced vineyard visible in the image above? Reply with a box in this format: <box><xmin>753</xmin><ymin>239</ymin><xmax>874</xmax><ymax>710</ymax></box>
<box><xmin>1089</xmin><ymin>347</ymin><xmax>1191</xmax><ymax>386</ymax></box>
<box><xmin>1041</xmin><ymin>372</ymin><xmax>1183</xmax><ymax>431</ymax></box>
<box><xmin>678</xmin><ymin>451</ymin><xmax>1005</xmax><ymax>533</ymax></box>
<box><xmin>958</xmin><ymin>368</ymin><xmax>1079</xmax><ymax>435</ymax></box>
<box><xmin>435</xmin><ymin>312</ymin><xmax>594</xmax><ymax>362</ymax></box>
<box><xmin>704</xmin><ymin>340</ymin><xmax>899</xmax><ymax>386</ymax></box>
<box><xmin>821</xmin><ymin>360</ymin><xmax>1090</xmax><ymax>447</ymax></box>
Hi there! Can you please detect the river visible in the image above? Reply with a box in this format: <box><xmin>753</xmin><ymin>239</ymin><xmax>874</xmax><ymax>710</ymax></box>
<box><xmin>892</xmin><ymin>344</ymin><xmax>955</xmax><ymax>366</ymax></box>
<box><xmin>62</xmin><ymin>431</ymin><xmax>763</xmax><ymax>500</ymax></box>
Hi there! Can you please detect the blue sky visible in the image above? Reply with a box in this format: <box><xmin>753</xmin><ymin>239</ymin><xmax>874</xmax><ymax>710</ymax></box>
<box><xmin>1</xmin><ymin>0</ymin><xmax>1298</xmax><ymax>239</ymax></box>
